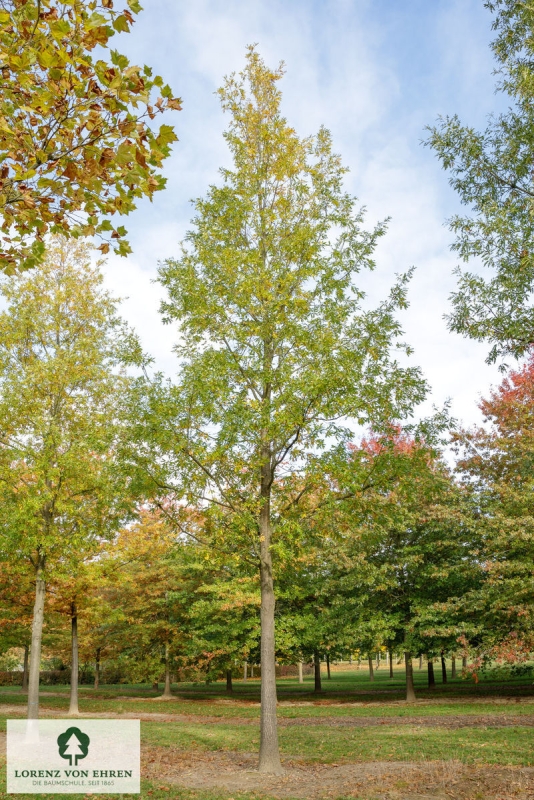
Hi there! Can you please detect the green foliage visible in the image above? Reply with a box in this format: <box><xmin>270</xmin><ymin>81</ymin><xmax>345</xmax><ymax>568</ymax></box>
<box><xmin>0</xmin><ymin>0</ymin><xmax>181</xmax><ymax>271</ymax></box>
<box><xmin>426</xmin><ymin>1</ymin><xmax>534</xmax><ymax>362</ymax></box>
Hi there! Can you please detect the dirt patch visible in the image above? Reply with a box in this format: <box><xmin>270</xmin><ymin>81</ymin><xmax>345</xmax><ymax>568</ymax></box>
<box><xmin>1</xmin><ymin>703</ymin><xmax>533</xmax><ymax>730</ymax></box>
<box><xmin>142</xmin><ymin>745</ymin><xmax>534</xmax><ymax>799</ymax></box>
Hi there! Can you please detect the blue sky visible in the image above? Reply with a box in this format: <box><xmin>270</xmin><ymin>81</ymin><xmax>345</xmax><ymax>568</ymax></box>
<box><xmin>102</xmin><ymin>0</ymin><xmax>508</xmax><ymax>428</ymax></box>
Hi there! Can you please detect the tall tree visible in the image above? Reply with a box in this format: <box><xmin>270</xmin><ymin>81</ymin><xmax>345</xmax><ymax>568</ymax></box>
<box><xmin>139</xmin><ymin>48</ymin><xmax>426</xmax><ymax>773</ymax></box>
<box><xmin>0</xmin><ymin>0</ymin><xmax>181</xmax><ymax>272</ymax></box>
<box><xmin>0</xmin><ymin>236</ymin><xmax>142</xmax><ymax>718</ymax></box>
<box><xmin>426</xmin><ymin>1</ymin><xmax>534</xmax><ymax>362</ymax></box>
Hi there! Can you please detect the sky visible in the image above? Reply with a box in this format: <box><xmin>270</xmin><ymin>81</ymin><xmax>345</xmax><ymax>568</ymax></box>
<box><xmin>102</xmin><ymin>0</ymin><xmax>508</xmax><ymax>430</ymax></box>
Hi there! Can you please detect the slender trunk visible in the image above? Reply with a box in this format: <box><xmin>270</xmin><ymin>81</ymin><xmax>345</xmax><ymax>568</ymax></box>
<box><xmin>298</xmin><ymin>661</ymin><xmax>303</xmax><ymax>684</ymax></box>
<box><xmin>462</xmin><ymin>655</ymin><xmax>468</xmax><ymax>669</ymax></box>
<box><xmin>68</xmin><ymin>602</ymin><xmax>79</xmax><ymax>716</ymax></box>
<box><xmin>152</xmin><ymin>681</ymin><xmax>158</xmax><ymax>691</ymax></box>
<box><xmin>405</xmin><ymin>651</ymin><xmax>416</xmax><ymax>702</ymax></box>
<box><xmin>243</xmin><ymin>661</ymin><xmax>248</xmax><ymax>681</ymax></box>
<box><xmin>94</xmin><ymin>647</ymin><xmax>101</xmax><ymax>690</ymax></box>
<box><xmin>162</xmin><ymin>642</ymin><xmax>172</xmax><ymax>698</ymax></box>
<box><xmin>314</xmin><ymin>651</ymin><xmax>322</xmax><ymax>692</ymax></box>
<box><xmin>419</xmin><ymin>654</ymin><xmax>423</xmax><ymax>670</ymax></box>
<box><xmin>258</xmin><ymin>475</ymin><xmax>283</xmax><ymax>775</ymax></box>
<box><xmin>21</xmin><ymin>644</ymin><xmax>29</xmax><ymax>693</ymax></box>
<box><xmin>427</xmin><ymin>657</ymin><xmax>435</xmax><ymax>689</ymax></box>
<box><xmin>441</xmin><ymin>652</ymin><xmax>447</xmax><ymax>684</ymax></box>
<box><xmin>27</xmin><ymin>562</ymin><xmax>46</xmax><ymax>720</ymax></box>
<box><xmin>451</xmin><ymin>655</ymin><xmax>457</xmax><ymax>679</ymax></box>
<box><xmin>368</xmin><ymin>655</ymin><xmax>374</xmax><ymax>682</ymax></box>
<box><xmin>349</xmin><ymin>654</ymin><xmax>352</xmax><ymax>665</ymax></box>
<box><xmin>376</xmin><ymin>651</ymin><xmax>380</xmax><ymax>668</ymax></box>
<box><xmin>326</xmin><ymin>653</ymin><xmax>331</xmax><ymax>680</ymax></box>
<box><xmin>388</xmin><ymin>648</ymin><xmax>394</xmax><ymax>679</ymax></box>
<box><xmin>226</xmin><ymin>669</ymin><xmax>233</xmax><ymax>692</ymax></box>
<box><xmin>251</xmin><ymin>664</ymin><xmax>254</xmax><ymax>678</ymax></box>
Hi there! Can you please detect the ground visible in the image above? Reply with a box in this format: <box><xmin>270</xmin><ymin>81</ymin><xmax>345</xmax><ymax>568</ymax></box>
<box><xmin>0</xmin><ymin>662</ymin><xmax>533</xmax><ymax>799</ymax></box>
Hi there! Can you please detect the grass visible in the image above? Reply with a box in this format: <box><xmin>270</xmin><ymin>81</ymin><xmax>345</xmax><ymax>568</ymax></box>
<box><xmin>0</xmin><ymin>664</ymin><xmax>533</xmax><ymax>799</ymax></box>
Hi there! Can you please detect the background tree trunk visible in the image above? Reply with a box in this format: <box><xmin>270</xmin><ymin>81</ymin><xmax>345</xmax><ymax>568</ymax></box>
<box><xmin>243</xmin><ymin>661</ymin><xmax>248</xmax><ymax>681</ymax></box>
<box><xmin>389</xmin><ymin>648</ymin><xmax>394</xmax><ymax>679</ymax></box>
<box><xmin>326</xmin><ymin>653</ymin><xmax>331</xmax><ymax>680</ymax></box>
<box><xmin>27</xmin><ymin>562</ymin><xmax>45</xmax><ymax>719</ymax></box>
<box><xmin>405</xmin><ymin>651</ymin><xmax>416</xmax><ymax>702</ymax></box>
<box><xmin>419</xmin><ymin>654</ymin><xmax>423</xmax><ymax>670</ymax></box>
<box><xmin>462</xmin><ymin>655</ymin><xmax>468</xmax><ymax>669</ymax></box>
<box><xmin>68</xmin><ymin>602</ymin><xmax>79</xmax><ymax>716</ymax></box>
<box><xmin>314</xmin><ymin>651</ymin><xmax>322</xmax><ymax>692</ymax></box>
<box><xmin>368</xmin><ymin>655</ymin><xmax>374</xmax><ymax>682</ymax></box>
<box><xmin>226</xmin><ymin>669</ymin><xmax>233</xmax><ymax>692</ymax></box>
<box><xmin>298</xmin><ymin>661</ymin><xmax>303</xmax><ymax>684</ymax></box>
<box><xmin>258</xmin><ymin>483</ymin><xmax>283</xmax><ymax>775</ymax></box>
<box><xmin>152</xmin><ymin>681</ymin><xmax>159</xmax><ymax>690</ymax></box>
<box><xmin>162</xmin><ymin>642</ymin><xmax>173</xmax><ymax>698</ymax></box>
<box><xmin>94</xmin><ymin>647</ymin><xmax>101</xmax><ymax>690</ymax></box>
<box><xmin>21</xmin><ymin>643</ymin><xmax>29</xmax><ymax>693</ymax></box>
<box><xmin>427</xmin><ymin>657</ymin><xmax>435</xmax><ymax>689</ymax></box>
<box><xmin>451</xmin><ymin>655</ymin><xmax>457</xmax><ymax>678</ymax></box>
<box><xmin>441</xmin><ymin>652</ymin><xmax>447</xmax><ymax>684</ymax></box>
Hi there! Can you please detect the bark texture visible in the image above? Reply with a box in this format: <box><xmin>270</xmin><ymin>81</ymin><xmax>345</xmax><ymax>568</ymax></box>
<box><xmin>368</xmin><ymin>655</ymin><xmax>374</xmax><ymax>682</ymax></box>
<box><xmin>451</xmin><ymin>655</ymin><xmax>457</xmax><ymax>679</ymax></box>
<box><xmin>226</xmin><ymin>669</ymin><xmax>233</xmax><ymax>692</ymax></box>
<box><xmin>298</xmin><ymin>661</ymin><xmax>303</xmax><ymax>684</ymax></box>
<box><xmin>389</xmin><ymin>648</ymin><xmax>394</xmax><ymax>679</ymax></box>
<box><xmin>258</xmin><ymin>482</ymin><xmax>283</xmax><ymax>775</ymax></box>
<box><xmin>326</xmin><ymin>653</ymin><xmax>331</xmax><ymax>680</ymax></box>
<box><xmin>27</xmin><ymin>562</ymin><xmax>46</xmax><ymax>719</ymax></box>
<box><xmin>68</xmin><ymin>603</ymin><xmax>79</xmax><ymax>715</ymax></box>
<box><xmin>441</xmin><ymin>652</ymin><xmax>447</xmax><ymax>684</ymax></box>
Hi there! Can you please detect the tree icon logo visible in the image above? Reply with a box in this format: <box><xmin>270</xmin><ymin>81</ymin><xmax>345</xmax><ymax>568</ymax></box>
<box><xmin>57</xmin><ymin>727</ymin><xmax>90</xmax><ymax>766</ymax></box>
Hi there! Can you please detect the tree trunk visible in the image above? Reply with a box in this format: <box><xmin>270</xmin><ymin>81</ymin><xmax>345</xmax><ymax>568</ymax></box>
<box><xmin>162</xmin><ymin>642</ymin><xmax>173</xmax><ymax>698</ymax></box>
<box><xmin>21</xmin><ymin>643</ymin><xmax>29</xmax><ymax>693</ymax></box>
<box><xmin>405</xmin><ymin>651</ymin><xmax>416</xmax><ymax>702</ymax></box>
<box><xmin>427</xmin><ymin>657</ymin><xmax>435</xmax><ymax>689</ymax></box>
<box><xmin>326</xmin><ymin>653</ymin><xmax>331</xmax><ymax>680</ymax></box>
<box><xmin>298</xmin><ymin>661</ymin><xmax>303</xmax><ymax>684</ymax></box>
<box><xmin>388</xmin><ymin>648</ymin><xmax>394</xmax><ymax>679</ymax></box>
<box><xmin>226</xmin><ymin>669</ymin><xmax>233</xmax><ymax>692</ymax></box>
<box><xmin>419</xmin><ymin>654</ymin><xmax>423</xmax><ymax>670</ymax></box>
<box><xmin>368</xmin><ymin>655</ymin><xmax>374</xmax><ymax>682</ymax></box>
<box><xmin>376</xmin><ymin>651</ymin><xmax>380</xmax><ymax>668</ymax></box>
<box><xmin>27</xmin><ymin>562</ymin><xmax>46</xmax><ymax>719</ymax></box>
<box><xmin>441</xmin><ymin>652</ymin><xmax>447</xmax><ymax>684</ymax></box>
<box><xmin>314</xmin><ymin>651</ymin><xmax>322</xmax><ymax>692</ymax></box>
<box><xmin>462</xmin><ymin>655</ymin><xmax>468</xmax><ymax>669</ymax></box>
<box><xmin>94</xmin><ymin>647</ymin><xmax>101</xmax><ymax>690</ymax></box>
<box><xmin>258</xmin><ymin>480</ymin><xmax>283</xmax><ymax>775</ymax></box>
<box><xmin>68</xmin><ymin>602</ymin><xmax>79</xmax><ymax>716</ymax></box>
<box><xmin>243</xmin><ymin>661</ymin><xmax>248</xmax><ymax>681</ymax></box>
<box><xmin>251</xmin><ymin>664</ymin><xmax>254</xmax><ymax>678</ymax></box>
<box><xmin>451</xmin><ymin>655</ymin><xmax>456</xmax><ymax>679</ymax></box>
<box><xmin>152</xmin><ymin>681</ymin><xmax>158</xmax><ymax>691</ymax></box>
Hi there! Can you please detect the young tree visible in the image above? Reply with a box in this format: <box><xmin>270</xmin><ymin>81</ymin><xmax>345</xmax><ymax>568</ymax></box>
<box><xmin>426</xmin><ymin>1</ymin><xmax>534</xmax><ymax>362</ymax></box>
<box><xmin>0</xmin><ymin>0</ymin><xmax>181</xmax><ymax>272</ymax></box>
<box><xmin>0</xmin><ymin>237</ymin><xmax>142</xmax><ymax>718</ymax></box>
<box><xmin>139</xmin><ymin>48</ymin><xmax>426</xmax><ymax>773</ymax></box>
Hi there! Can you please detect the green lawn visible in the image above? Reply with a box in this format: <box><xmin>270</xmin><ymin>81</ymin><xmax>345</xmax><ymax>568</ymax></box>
<box><xmin>0</xmin><ymin>666</ymin><xmax>532</xmax><ymax>800</ymax></box>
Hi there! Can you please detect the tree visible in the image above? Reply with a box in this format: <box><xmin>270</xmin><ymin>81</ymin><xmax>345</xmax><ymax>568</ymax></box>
<box><xmin>138</xmin><ymin>48</ymin><xmax>427</xmax><ymax>773</ymax></box>
<box><xmin>426</xmin><ymin>1</ymin><xmax>534</xmax><ymax>362</ymax></box>
<box><xmin>453</xmin><ymin>353</ymin><xmax>534</xmax><ymax>661</ymax></box>
<box><xmin>0</xmin><ymin>236</ymin><xmax>142</xmax><ymax>718</ymax></box>
<box><xmin>0</xmin><ymin>0</ymin><xmax>181</xmax><ymax>272</ymax></box>
<box><xmin>323</xmin><ymin>427</ymin><xmax>475</xmax><ymax>702</ymax></box>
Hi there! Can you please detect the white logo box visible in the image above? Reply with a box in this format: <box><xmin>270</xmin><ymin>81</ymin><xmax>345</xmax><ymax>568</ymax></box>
<box><xmin>7</xmin><ymin>719</ymin><xmax>140</xmax><ymax>794</ymax></box>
